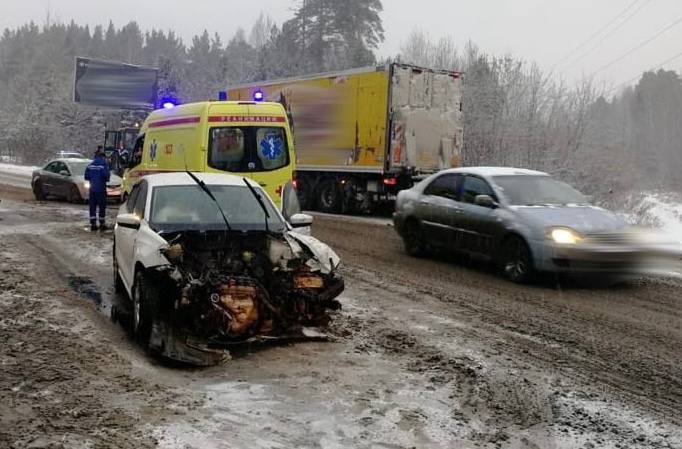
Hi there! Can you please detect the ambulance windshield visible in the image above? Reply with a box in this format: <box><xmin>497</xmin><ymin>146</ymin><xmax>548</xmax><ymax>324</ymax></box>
<box><xmin>208</xmin><ymin>126</ymin><xmax>289</xmax><ymax>173</ymax></box>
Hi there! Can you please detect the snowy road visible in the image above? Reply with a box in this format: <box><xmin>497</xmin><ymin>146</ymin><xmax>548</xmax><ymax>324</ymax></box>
<box><xmin>0</xmin><ymin>184</ymin><xmax>681</xmax><ymax>449</ymax></box>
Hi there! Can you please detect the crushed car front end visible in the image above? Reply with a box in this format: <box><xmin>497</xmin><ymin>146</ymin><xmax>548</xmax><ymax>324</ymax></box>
<box><xmin>139</xmin><ymin>229</ymin><xmax>344</xmax><ymax>365</ymax></box>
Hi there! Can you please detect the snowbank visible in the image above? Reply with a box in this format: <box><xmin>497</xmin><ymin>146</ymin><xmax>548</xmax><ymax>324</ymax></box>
<box><xmin>0</xmin><ymin>163</ymin><xmax>40</xmax><ymax>175</ymax></box>
<box><xmin>628</xmin><ymin>192</ymin><xmax>682</xmax><ymax>244</ymax></box>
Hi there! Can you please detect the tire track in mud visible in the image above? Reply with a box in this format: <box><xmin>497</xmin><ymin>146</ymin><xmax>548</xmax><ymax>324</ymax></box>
<box><xmin>314</xmin><ymin>216</ymin><xmax>682</xmax><ymax>447</ymax></box>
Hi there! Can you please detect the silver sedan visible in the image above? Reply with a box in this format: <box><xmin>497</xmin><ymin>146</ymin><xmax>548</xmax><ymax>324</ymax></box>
<box><xmin>393</xmin><ymin>167</ymin><xmax>663</xmax><ymax>283</ymax></box>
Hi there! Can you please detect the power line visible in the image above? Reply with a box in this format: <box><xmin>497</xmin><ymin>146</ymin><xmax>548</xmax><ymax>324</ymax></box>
<box><xmin>550</xmin><ymin>0</ymin><xmax>643</xmax><ymax>70</ymax></box>
<box><xmin>591</xmin><ymin>15</ymin><xmax>682</xmax><ymax>76</ymax></box>
<box><xmin>606</xmin><ymin>49</ymin><xmax>682</xmax><ymax>95</ymax></box>
<box><xmin>560</xmin><ymin>0</ymin><xmax>653</xmax><ymax>68</ymax></box>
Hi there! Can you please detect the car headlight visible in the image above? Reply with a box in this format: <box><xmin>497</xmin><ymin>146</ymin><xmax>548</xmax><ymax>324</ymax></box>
<box><xmin>548</xmin><ymin>227</ymin><xmax>582</xmax><ymax>245</ymax></box>
<box><xmin>83</xmin><ymin>181</ymin><xmax>90</xmax><ymax>190</ymax></box>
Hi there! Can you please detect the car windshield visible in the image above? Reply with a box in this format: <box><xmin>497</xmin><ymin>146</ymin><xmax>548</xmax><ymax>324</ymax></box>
<box><xmin>208</xmin><ymin>126</ymin><xmax>289</xmax><ymax>173</ymax></box>
<box><xmin>149</xmin><ymin>184</ymin><xmax>285</xmax><ymax>232</ymax></box>
<box><xmin>67</xmin><ymin>161</ymin><xmax>90</xmax><ymax>176</ymax></box>
<box><xmin>492</xmin><ymin>175</ymin><xmax>588</xmax><ymax>206</ymax></box>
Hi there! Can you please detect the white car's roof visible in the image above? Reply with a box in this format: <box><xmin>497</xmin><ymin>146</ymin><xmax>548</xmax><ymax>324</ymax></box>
<box><xmin>142</xmin><ymin>172</ymin><xmax>260</xmax><ymax>188</ymax></box>
<box><xmin>439</xmin><ymin>166</ymin><xmax>549</xmax><ymax>177</ymax></box>
<box><xmin>61</xmin><ymin>158</ymin><xmax>91</xmax><ymax>163</ymax></box>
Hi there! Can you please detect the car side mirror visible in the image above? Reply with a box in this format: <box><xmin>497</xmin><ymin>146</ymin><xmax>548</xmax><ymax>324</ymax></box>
<box><xmin>59</xmin><ymin>170</ymin><xmax>69</xmax><ymax>177</ymax></box>
<box><xmin>289</xmin><ymin>213</ymin><xmax>313</xmax><ymax>235</ymax></box>
<box><xmin>116</xmin><ymin>213</ymin><xmax>141</xmax><ymax>230</ymax></box>
<box><xmin>475</xmin><ymin>194</ymin><xmax>497</xmax><ymax>208</ymax></box>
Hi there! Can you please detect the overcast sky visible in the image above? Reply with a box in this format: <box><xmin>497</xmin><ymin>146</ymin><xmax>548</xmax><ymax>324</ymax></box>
<box><xmin>2</xmin><ymin>0</ymin><xmax>682</xmax><ymax>88</ymax></box>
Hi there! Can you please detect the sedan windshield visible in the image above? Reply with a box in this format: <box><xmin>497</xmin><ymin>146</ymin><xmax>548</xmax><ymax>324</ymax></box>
<box><xmin>492</xmin><ymin>175</ymin><xmax>587</xmax><ymax>206</ymax></box>
<box><xmin>150</xmin><ymin>184</ymin><xmax>285</xmax><ymax>232</ymax></box>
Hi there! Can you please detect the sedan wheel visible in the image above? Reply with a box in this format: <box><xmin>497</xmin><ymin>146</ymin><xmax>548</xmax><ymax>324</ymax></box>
<box><xmin>403</xmin><ymin>220</ymin><xmax>426</xmax><ymax>257</ymax></box>
<box><xmin>132</xmin><ymin>271</ymin><xmax>153</xmax><ymax>343</ymax></box>
<box><xmin>501</xmin><ymin>236</ymin><xmax>533</xmax><ymax>283</ymax></box>
<box><xmin>68</xmin><ymin>185</ymin><xmax>82</xmax><ymax>203</ymax></box>
<box><xmin>112</xmin><ymin>243</ymin><xmax>125</xmax><ymax>295</ymax></box>
<box><xmin>33</xmin><ymin>181</ymin><xmax>46</xmax><ymax>201</ymax></box>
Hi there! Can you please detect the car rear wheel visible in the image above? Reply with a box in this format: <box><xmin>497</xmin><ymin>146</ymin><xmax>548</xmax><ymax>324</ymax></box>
<box><xmin>403</xmin><ymin>219</ymin><xmax>427</xmax><ymax>257</ymax></box>
<box><xmin>112</xmin><ymin>243</ymin><xmax>126</xmax><ymax>296</ymax></box>
<box><xmin>33</xmin><ymin>181</ymin><xmax>45</xmax><ymax>201</ymax></box>
<box><xmin>501</xmin><ymin>236</ymin><xmax>534</xmax><ymax>283</ymax></box>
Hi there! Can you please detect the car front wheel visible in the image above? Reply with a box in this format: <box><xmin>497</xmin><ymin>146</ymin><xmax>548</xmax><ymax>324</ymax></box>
<box><xmin>33</xmin><ymin>181</ymin><xmax>45</xmax><ymax>201</ymax></box>
<box><xmin>132</xmin><ymin>270</ymin><xmax>157</xmax><ymax>343</ymax></box>
<box><xmin>403</xmin><ymin>219</ymin><xmax>427</xmax><ymax>257</ymax></box>
<box><xmin>500</xmin><ymin>236</ymin><xmax>534</xmax><ymax>283</ymax></box>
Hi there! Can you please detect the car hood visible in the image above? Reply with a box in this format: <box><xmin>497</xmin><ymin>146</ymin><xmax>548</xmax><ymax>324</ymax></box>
<box><xmin>510</xmin><ymin>205</ymin><xmax>627</xmax><ymax>234</ymax></box>
<box><xmin>286</xmin><ymin>232</ymin><xmax>341</xmax><ymax>273</ymax></box>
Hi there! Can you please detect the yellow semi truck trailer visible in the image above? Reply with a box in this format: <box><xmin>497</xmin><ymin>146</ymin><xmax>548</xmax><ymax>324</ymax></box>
<box><xmin>228</xmin><ymin>63</ymin><xmax>463</xmax><ymax>213</ymax></box>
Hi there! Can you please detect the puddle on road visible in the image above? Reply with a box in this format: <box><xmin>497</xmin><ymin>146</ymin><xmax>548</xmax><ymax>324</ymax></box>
<box><xmin>67</xmin><ymin>275</ymin><xmax>103</xmax><ymax>307</ymax></box>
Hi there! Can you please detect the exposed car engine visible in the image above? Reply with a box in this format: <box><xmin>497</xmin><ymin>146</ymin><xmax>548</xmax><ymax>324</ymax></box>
<box><xmin>143</xmin><ymin>230</ymin><xmax>344</xmax><ymax>364</ymax></box>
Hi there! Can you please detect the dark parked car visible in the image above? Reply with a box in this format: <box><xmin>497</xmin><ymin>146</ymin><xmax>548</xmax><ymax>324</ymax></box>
<box><xmin>31</xmin><ymin>158</ymin><xmax>122</xmax><ymax>203</ymax></box>
<box><xmin>393</xmin><ymin>167</ymin><xmax>659</xmax><ymax>283</ymax></box>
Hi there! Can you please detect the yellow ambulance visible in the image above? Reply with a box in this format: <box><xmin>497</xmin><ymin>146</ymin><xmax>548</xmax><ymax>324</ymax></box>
<box><xmin>122</xmin><ymin>100</ymin><xmax>295</xmax><ymax>208</ymax></box>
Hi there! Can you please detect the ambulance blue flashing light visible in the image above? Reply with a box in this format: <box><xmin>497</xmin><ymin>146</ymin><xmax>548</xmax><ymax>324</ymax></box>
<box><xmin>162</xmin><ymin>102</ymin><xmax>176</xmax><ymax>109</ymax></box>
<box><xmin>253</xmin><ymin>90</ymin><xmax>265</xmax><ymax>102</ymax></box>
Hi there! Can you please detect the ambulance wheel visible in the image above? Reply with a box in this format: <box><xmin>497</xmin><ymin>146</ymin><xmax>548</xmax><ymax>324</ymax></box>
<box><xmin>316</xmin><ymin>178</ymin><xmax>341</xmax><ymax>213</ymax></box>
<box><xmin>68</xmin><ymin>185</ymin><xmax>82</xmax><ymax>203</ymax></box>
<box><xmin>33</xmin><ymin>182</ymin><xmax>45</xmax><ymax>201</ymax></box>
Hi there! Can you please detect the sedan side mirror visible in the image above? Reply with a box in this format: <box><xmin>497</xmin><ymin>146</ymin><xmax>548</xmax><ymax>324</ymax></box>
<box><xmin>475</xmin><ymin>194</ymin><xmax>497</xmax><ymax>208</ymax></box>
<box><xmin>116</xmin><ymin>213</ymin><xmax>141</xmax><ymax>230</ymax></box>
<box><xmin>289</xmin><ymin>213</ymin><xmax>313</xmax><ymax>235</ymax></box>
<box><xmin>59</xmin><ymin>170</ymin><xmax>70</xmax><ymax>177</ymax></box>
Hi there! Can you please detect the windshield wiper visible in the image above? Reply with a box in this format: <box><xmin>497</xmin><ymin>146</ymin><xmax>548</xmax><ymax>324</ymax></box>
<box><xmin>185</xmin><ymin>171</ymin><xmax>232</xmax><ymax>231</ymax></box>
<box><xmin>242</xmin><ymin>178</ymin><xmax>270</xmax><ymax>233</ymax></box>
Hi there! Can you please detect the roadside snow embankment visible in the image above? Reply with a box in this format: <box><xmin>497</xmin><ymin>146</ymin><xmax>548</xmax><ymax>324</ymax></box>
<box><xmin>0</xmin><ymin>162</ymin><xmax>39</xmax><ymax>175</ymax></box>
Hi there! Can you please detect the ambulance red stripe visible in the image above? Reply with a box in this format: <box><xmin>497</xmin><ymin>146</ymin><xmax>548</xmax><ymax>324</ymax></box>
<box><xmin>148</xmin><ymin>117</ymin><xmax>201</xmax><ymax>128</ymax></box>
<box><xmin>208</xmin><ymin>115</ymin><xmax>285</xmax><ymax>123</ymax></box>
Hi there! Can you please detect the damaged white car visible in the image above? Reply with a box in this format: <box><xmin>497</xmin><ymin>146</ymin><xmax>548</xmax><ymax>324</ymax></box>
<box><xmin>113</xmin><ymin>172</ymin><xmax>344</xmax><ymax>365</ymax></box>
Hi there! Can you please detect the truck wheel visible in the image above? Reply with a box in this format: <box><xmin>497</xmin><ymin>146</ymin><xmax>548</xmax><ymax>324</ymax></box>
<box><xmin>500</xmin><ymin>236</ymin><xmax>534</xmax><ymax>283</ymax></box>
<box><xmin>296</xmin><ymin>177</ymin><xmax>314</xmax><ymax>211</ymax></box>
<box><xmin>316</xmin><ymin>178</ymin><xmax>341</xmax><ymax>213</ymax></box>
<box><xmin>33</xmin><ymin>181</ymin><xmax>46</xmax><ymax>201</ymax></box>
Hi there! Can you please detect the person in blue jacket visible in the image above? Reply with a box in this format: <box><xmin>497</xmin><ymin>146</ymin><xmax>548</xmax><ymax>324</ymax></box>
<box><xmin>84</xmin><ymin>147</ymin><xmax>110</xmax><ymax>231</ymax></box>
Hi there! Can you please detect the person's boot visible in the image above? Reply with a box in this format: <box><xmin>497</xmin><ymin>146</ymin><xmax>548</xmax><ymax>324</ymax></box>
<box><xmin>99</xmin><ymin>222</ymin><xmax>107</xmax><ymax>231</ymax></box>
<box><xmin>90</xmin><ymin>223</ymin><xmax>98</xmax><ymax>232</ymax></box>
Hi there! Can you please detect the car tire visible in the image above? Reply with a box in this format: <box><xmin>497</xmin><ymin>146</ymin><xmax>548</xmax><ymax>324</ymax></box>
<box><xmin>33</xmin><ymin>181</ymin><xmax>46</xmax><ymax>201</ymax></box>
<box><xmin>403</xmin><ymin>219</ymin><xmax>427</xmax><ymax>257</ymax></box>
<box><xmin>500</xmin><ymin>236</ymin><xmax>534</xmax><ymax>283</ymax></box>
<box><xmin>132</xmin><ymin>270</ymin><xmax>157</xmax><ymax>344</ymax></box>
<box><xmin>68</xmin><ymin>185</ymin><xmax>82</xmax><ymax>203</ymax></box>
<box><xmin>113</xmin><ymin>243</ymin><xmax>126</xmax><ymax>296</ymax></box>
<box><xmin>316</xmin><ymin>178</ymin><xmax>341</xmax><ymax>213</ymax></box>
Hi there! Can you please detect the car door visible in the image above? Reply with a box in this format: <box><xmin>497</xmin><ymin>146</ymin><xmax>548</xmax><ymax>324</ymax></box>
<box><xmin>457</xmin><ymin>175</ymin><xmax>500</xmax><ymax>256</ymax></box>
<box><xmin>40</xmin><ymin>162</ymin><xmax>59</xmax><ymax>194</ymax></box>
<box><xmin>116</xmin><ymin>183</ymin><xmax>143</xmax><ymax>288</ymax></box>
<box><xmin>419</xmin><ymin>173</ymin><xmax>463</xmax><ymax>250</ymax></box>
<box><xmin>54</xmin><ymin>162</ymin><xmax>71</xmax><ymax>197</ymax></box>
